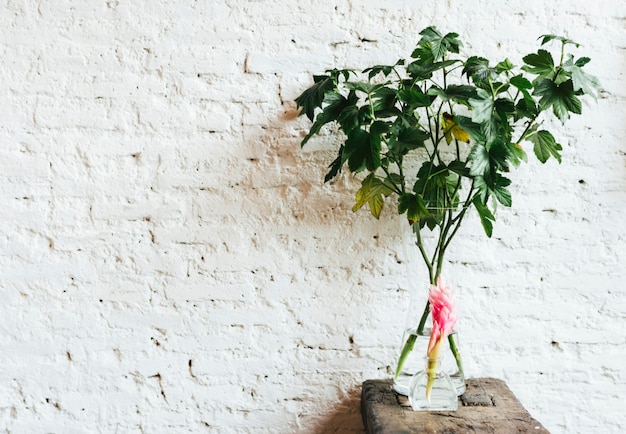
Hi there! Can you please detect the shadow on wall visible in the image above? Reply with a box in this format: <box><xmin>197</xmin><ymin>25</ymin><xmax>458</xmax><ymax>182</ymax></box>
<box><xmin>252</xmin><ymin>109</ymin><xmax>368</xmax><ymax>433</ymax></box>
<box><xmin>314</xmin><ymin>385</ymin><xmax>365</xmax><ymax>434</ymax></box>
<box><xmin>234</xmin><ymin>90</ymin><xmax>372</xmax><ymax>433</ymax></box>
<box><xmin>244</xmin><ymin>98</ymin><xmax>361</xmax><ymax>229</ymax></box>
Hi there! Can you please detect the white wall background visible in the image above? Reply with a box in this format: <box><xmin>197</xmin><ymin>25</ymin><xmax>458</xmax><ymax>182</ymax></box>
<box><xmin>1</xmin><ymin>1</ymin><xmax>624</xmax><ymax>433</ymax></box>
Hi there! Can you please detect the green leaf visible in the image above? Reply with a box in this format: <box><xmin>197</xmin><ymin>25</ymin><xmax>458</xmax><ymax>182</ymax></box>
<box><xmin>391</xmin><ymin>125</ymin><xmax>429</xmax><ymax>155</ymax></box>
<box><xmin>428</xmin><ymin>84</ymin><xmax>477</xmax><ymax>105</ymax></box>
<box><xmin>342</xmin><ymin>127</ymin><xmax>383</xmax><ymax>173</ymax></box>
<box><xmin>522</xmin><ymin>49</ymin><xmax>555</xmax><ymax>78</ymax></box>
<box><xmin>398</xmin><ymin>87</ymin><xmax>432</xmax><ymax>108</ymax></box>
<box><xmin>565</xmin><ymin>62</ymin><xmax>601</xmax><ymax>99</ymax></box>
<box><xmin>367</xmin><ymin>132</ymin><xmax>382</xmax><ymax>170</ymax></box>
<box><xmin>345</xmin><ymin>81</ymin><xmax>383</xmax><ymax>94</ymax></box>
<box><xmin>337</xmin><ymin>103</ymin><xmax>360</xmax><ymax>134</ymax></box>
<box><xmin>413</xmin><ymin>163</ymin><xmax>449</xmax><ymax>192</ymax></box>
<box><xmin>469</xmin><ymin>88</ymin><xmax>493</xmax><ymax>123</ymax></box>
<box><xmin>295</xmin><ymin>75</ymin><xmax>335</xmax><ymax>121</ymax></box>
<box><xmin>426</xmin><ymin>86</ymin><xmax>447</xmax><ymax>100</ymax></box>
<box><xmin>372</xmin><ymin>86</ymin><xmax>399</xmax><ymax>117</ymax></box>
<box><xmin>387</xmin><ymin>172</ymin><xmax>404</xmax><ymax>186</ymax></box>
<box><xmin>472</xmin><ymin>196</ymin><xmax>495</xmax><ymax>237</ymax></box>
<box><xmin>363</xmin><ymin>59</ymin><xmax>405</xmax><ymax>79</ymax></box>
<box><xmin>407</xmin><ymin>59</ymin><xmax>460</xmax><ymax>80</ymax></box>
<box><xmin>410</xmin><ymin>43</ymin><xmax>434</xmax><ymax>62</ymax></box>
<box><xmin>526</xmin><ymin>129</ymin><xmax>562</xmax><ymax>163</ymax></box>
<box><xmin>494</xmin><ymin>98</ymin><xmax>515</xmax><ymax>118</ymax></box>
<box><xmin>468</xmin><ymin>143</ymin><xmax>490</xmax><ymax>176</ymax></box>
<box><xmin>324</xmin><ymin>146</ymin><xmax>344</xmax><ymax>182</ymax></box>
<box><xmin>510</xmin><ymin>74</ymin><xmax>532</xmax><ymax>91</ymax></box>
<box><xmin>413</xmin><ymin>162</ymin><xmax>457</xmax><ymax>224</ymax></box>
<box><xmin>343</xmin><ymin>128</ymin><xmax>369</xmax><ymax>172</ymax></box>
<box><xmin>474</xmin><ymin>176</ymin><xmax>490</xmax><ymax>203</ymax></box>
<box><xmin>301</xmin><ymin>91</ymin><xmax>349</xmax><ymax>147</ymax></box>
<box><xmin>539</xmin><ymin>34</ymin><xmax>579</xmax><ymax>48</ymax></box>
<box><xmin>510</xmin><ymin>74</ymin><xmax>536</xmax><ymax>119</ymax></box>
<box><xmin>514</xmin><ymin>96</ymin><xmax>539</xmax><ymax>120</ymax></box>
<box><xmin>357</xmin><ymin>105</ymin><xmax>373</xmax><ymax>125</ymax></box>
<box><xmin>575</xmin><ymin>57</ymin><xmax>591</xmax><ymax>67</ymax></box>
<box><xmin>447</xmin><ymin>160</ymin><xmax>471</xmax><ymax>177</ymax></box>
<box><xmin>370</xmin><ymin>120</ymin><xmax>391</xmax><ymax>136</ymax></box>
<box><xmin>419</xmin><ymin>26</ymin><xmax>462</xmax><ymax>58</ymax></box>
<box><xmin>480</xmin><ymin>115</ymin><xmax>499</xmax><ymax>144</ymax></box>
<box><xmin>446</xmin><ymin>84</ymin><xmax>478</xmax><ymax>101</ymax></box>
<box><xmin>463</xmin><ymin>56</ymin><xmax>495</xmax><ymax>83</ymax></box>
<box><xmin>492</xmin><ymin>174</ymin><xmax>512</xmax><ymax>207</ymax></box>
<box><xmin>468</xmin><ymin>139</ymin><xmax>510</xmax><ymax>178</ymax></box>
<box><xmin>352</xmin><ymin>173</ymin><xmax>395</xmax><ymax>218</ymax></box>
<box><xmin>476</xmin><ymin>174</ymin><xmax>512</xmax><ymax>207</ymax></box>
<box><xmin>495</xmin><ymin>58</ymin><xmax>514</xmax><ymax>73</ymax></box>
<box><xmin>487</xmin><ymin>139</ymin><xmax>511</xmax><ymax>171</ymax></box>
<box><xmin>533</xmin><ymin>78</ymin><xmax>582</xmax><ymax>122</ymax></box>
<box><xmin>398</xmin><ymin>193</ymin><xmax>430</xmax><ymax>224</ymax></box>
<box><xmin>508</xmin><ymin>142</ymin><xmax>528</xmax><ymax>167</ymax></box>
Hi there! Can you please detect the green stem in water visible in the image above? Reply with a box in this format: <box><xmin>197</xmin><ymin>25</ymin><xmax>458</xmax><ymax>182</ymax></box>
<box><xmin>394</xmin><ymin>300</ymin><xmax>431</xmax><ymax>379</ymax></box>
<box><xmin>425</xmin><ymin>356</ymin><xmax>438</xmax><ymax>402</ymax></box>
<box><xmin>448</xmin><ymin>333</ymin><xmax>464</xmax><ymax>375</ymax></box>
<box><xmin>394</xmin><ymin>333</ymin><xmax>416</xmax><ymax>379</ymax></box>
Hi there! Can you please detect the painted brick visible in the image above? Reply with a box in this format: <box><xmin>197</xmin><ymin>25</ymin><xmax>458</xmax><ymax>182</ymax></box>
<box><xmin>0</xmin><ymin>1</ymin><xmax>624</xmax><ymax>434</ymax></box>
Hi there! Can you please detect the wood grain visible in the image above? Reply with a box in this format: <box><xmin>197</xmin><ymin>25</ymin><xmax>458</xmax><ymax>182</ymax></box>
<box><xmin>361</xmin><ymin>378</ymin><xmax>549</xmax><ymax>433</ymax></box>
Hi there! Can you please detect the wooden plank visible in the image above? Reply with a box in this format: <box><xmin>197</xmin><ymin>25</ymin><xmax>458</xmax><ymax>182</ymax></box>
<box><xmin>361</xmin><ymin>378</ymin><xmax>549</xmax><ymax>433</ymax></box>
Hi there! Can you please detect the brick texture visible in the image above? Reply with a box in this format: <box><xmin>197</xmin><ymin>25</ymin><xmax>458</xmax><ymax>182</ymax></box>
<box><xmin>0</xmin><ymin>1</ymin><xmax>624</xmax><ymax>433</ymax></box>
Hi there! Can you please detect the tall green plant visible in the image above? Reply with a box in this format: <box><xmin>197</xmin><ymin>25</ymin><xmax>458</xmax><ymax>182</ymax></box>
<box><xmin>295</xmin><ymin>27</ymin><xmax>599</xmax><ymax>375</ymax></box>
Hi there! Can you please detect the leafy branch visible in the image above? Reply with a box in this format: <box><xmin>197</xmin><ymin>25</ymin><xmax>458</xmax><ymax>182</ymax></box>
<box><xmin>294</xmin><ymin>26</ymin><xmax>599</xmax><ymax>378</ymax></box>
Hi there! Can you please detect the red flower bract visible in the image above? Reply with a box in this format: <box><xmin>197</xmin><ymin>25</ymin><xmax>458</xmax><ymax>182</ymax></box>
<box><xmin>426</xmin><ymin>276</ymin><xmax>458</xmax><ymax>358</ymax></box>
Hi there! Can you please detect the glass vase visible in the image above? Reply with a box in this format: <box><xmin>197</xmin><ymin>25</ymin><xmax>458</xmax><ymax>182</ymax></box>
<box><xmin>408</xmin><ymin>357</ymin><xmax>458</xmax><ymax>412</ymax></box>
<box><xmin>393</xmin><ymin>327</ymin><xmax>465</xmax><ymax>396</ymax></box>
<box><xmin>392</xmin><ymin>223</ymin><xmax>465</xmax><ymax>396</ymax></box>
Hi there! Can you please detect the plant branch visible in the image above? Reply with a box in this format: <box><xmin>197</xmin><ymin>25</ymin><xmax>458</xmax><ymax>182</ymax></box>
<box><xmin>415</xmin><ymin>227</ymin><xmax>434</xmax><ymax>282</ymax></box>
<box><xmin>444</xmin><ymin>184</ymin><xmax>476</xmax><ymax>252</ymax></box>
<box><xmin>515</xmin><ymin>117</ymin><xmax>537</xmax><ymax>144</ymax></box>
<box><xmin>380</xmin><ymin>165</ymin><xmax>404</xmax><ymax>196</ymax></box>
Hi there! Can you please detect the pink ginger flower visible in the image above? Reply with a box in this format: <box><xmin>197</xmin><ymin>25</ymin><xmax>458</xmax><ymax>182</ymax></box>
<box><xmin>427</xmin><ymin>276</ymin><xmax>458</xmax><ymax>358</ymax></box>
<box><xmin>425</xmin><ymin>276</ymin><xmax>458</xmax><ymax>401</ymax></box>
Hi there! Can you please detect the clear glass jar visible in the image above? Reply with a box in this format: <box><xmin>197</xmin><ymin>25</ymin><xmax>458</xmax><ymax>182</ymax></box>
<box><xmin>393</xmin><ymin>327</ymin><xmax>465</xmax><ymax>396</ymax></box>
<box><xmin>393</xmin><ymin>222</ymin><xmax>465</xmax><ymax>396</ymax></box>
<box><xmin>408</xmin><ymin>357</ymin><xmax>458</xmax><ymax>411</ymax></box>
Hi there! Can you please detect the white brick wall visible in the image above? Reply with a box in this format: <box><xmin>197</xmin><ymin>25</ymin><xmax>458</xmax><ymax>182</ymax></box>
<box><xmin>0</xmin><ymin>1</ymin><xmax>624</xmax><ymax>433</ymax></box>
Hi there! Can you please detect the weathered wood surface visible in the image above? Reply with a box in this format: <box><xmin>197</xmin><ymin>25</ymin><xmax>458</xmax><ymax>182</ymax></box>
<box><xmin>361</xmin><ymin>378</ymin><xmax>549</xmax><ymax>434</ymax></box>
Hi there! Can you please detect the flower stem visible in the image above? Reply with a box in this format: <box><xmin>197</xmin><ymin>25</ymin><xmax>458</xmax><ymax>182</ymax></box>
<box><xmin>417</xmin><ymin>300</ymin><xmax>430</xmax><ymax>335</ymax></box>
<box><xmin>394</xmin><ymin>333</ymin><xmax>417</xmax><ymax>379</ymax></box>
<box><xmin>425</xmin><ymin>356</ymin><xmax>438</xmax><ymax>402</ymax></box>
<box><xmin>448</xmin><ymin>333</ymin><xmax>464</xmax><ymax>374</ymax></box>
<box><xmin>415</xmin><ymin>228</ymin><xmax>434</xmax><ymax>282</ymax></box>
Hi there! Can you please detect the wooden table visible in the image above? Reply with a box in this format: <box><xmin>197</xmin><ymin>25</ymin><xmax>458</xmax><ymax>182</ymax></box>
<box><xmin>361</xmin><ymin>378</ymin><xmax>549</xmax><ymax>433</ymax></box>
